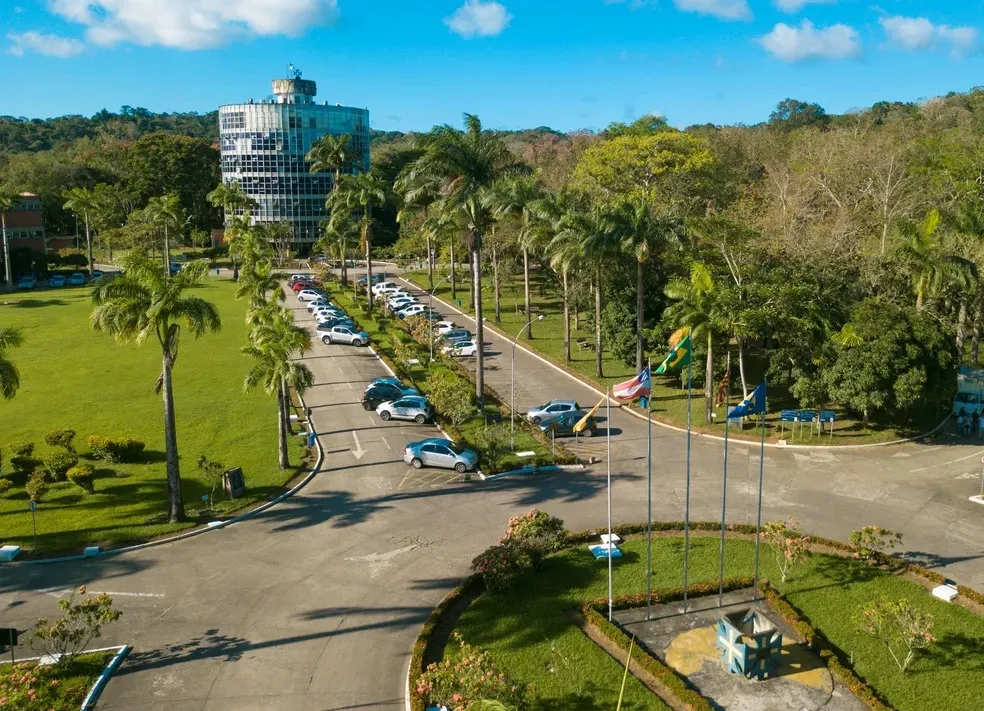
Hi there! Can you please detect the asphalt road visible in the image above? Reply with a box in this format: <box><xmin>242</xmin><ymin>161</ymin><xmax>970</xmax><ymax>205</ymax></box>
<box><xmin>1</xmin><ymin>271</ymin><xmax>982</xmax><ymax>711</ymax></box>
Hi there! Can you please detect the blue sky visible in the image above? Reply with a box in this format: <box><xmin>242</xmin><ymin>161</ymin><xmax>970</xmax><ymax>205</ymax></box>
<box><xmin>2</xmin><ymin>1</ymin><xmax>984</xmax><ymax>132</ymax></box>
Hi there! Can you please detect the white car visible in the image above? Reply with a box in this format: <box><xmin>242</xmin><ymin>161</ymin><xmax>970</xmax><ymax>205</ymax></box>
<box><xmin>297</xmin><ymin>289</ymin><xmax>326</xmax><ymax>302</ymax></box>
<box><xmin>375</xmin><ymin>285</ymin><xmax>404</xmax><ymax>297</ymax></box>
<box><xmin>371</xmin><ymin>281</ymin><xmax>399</xmax><ymax>295</ymax></box>
<box><xmin>317</xmin><ymin>325</ymin><xmax>369</xmax><ymax>346</ymax></box>
<box><xmin>435</xmin><ymin>321</ymin><xmax>457</xmax><ymax>335</ymax></box>
<box><xmin>376</xmin><ymin>396</ymin><xmax>433</xmax><ymax>424</ymax></box>
<box><xmin>397</xmin><ymin>304</ymin><xmax>430</xmax><ymax>318</ymax></box>
<box><xmin>313</xmin><ymin>307</ymin><xmax>347</xmax><ymax>321</ymax></box>
<box><xmin>289</xmin><ymin>274</ymin><xmax>307</xmax><ymax>283</ymax></box>
<box><xmin>388</xmin><ymin>296</ymin><xmax>417</xmax><ymax>311</ymax></box>
<box><xmin>306</xmin><ymin>300</ymin><xmax>333</xmax><ymax>312</ymax></box>
<box><xmin>443</xmin><ymin>339</ymin><xmax>480</xmax><ymax>357</ymax></box>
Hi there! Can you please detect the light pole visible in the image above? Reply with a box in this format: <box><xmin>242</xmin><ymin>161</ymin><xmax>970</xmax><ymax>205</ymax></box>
<box><xmin>511</xmin><ymin>314</ymin><xmax>545</xmax><ymax>449</ymax></box>
<box><xmin>429</xmin><ymin>274</ymin><xmax>452</xmax><ymax>361</ymax></box>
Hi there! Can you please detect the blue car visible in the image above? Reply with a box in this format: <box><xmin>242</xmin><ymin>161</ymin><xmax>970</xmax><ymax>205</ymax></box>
<box><xmin>358</xmin><ymin>273</ymin><xmax>387</xmax><ymax>286</ymax></box>
<box><xmin>49</xmin><ymin>274</ymin><xmax>66</xmax><ymax>288</ymax></box>
<box><xmin>403</xmin><ymin>438</ymin><xmax>478</xmax><ymax>473</ymax></box>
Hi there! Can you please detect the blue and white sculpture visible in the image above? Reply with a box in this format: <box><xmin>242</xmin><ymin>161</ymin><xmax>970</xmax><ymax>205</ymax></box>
<box><xmin>715</xmin><ymin>609</ymin><xmax>783</xmax><ymax>680</ymax></box>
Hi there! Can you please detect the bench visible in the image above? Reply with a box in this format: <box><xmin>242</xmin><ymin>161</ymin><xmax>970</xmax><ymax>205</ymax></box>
<box><xmin>576</xmin><ymin>338</ymin><xmax>594</xmax><ymax>351</ymax></box>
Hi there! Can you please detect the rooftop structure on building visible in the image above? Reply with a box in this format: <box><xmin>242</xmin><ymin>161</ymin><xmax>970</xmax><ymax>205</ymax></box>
<box><xmin>217</xmin><ymin>67</ymin><xmax>370</xmax><ymax>247</ymax></box>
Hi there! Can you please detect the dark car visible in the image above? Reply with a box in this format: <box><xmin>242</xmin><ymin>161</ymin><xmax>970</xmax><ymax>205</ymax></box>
<box><xmin>362</xmin><ymin>381</ymin><xmax>421</xmax><ymax>410</ymax></box>
<box><xmin>539</xmin><ymin>411</ymin><xmax>596</xmax><ymax>437</ymax></box>
<box><xmin>358</xmin><ymin>273</ymin><xmax>388</xmax><ymax>286</ymax></box>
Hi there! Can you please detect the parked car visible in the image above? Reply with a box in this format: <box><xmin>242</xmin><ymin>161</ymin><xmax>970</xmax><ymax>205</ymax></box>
<box><xmin>358</xmin><ymin>273</ymin><xmax>387</xmax><ymax>286</ymax></box>
<box><xmin>435</xmin><ymin>321</ymin><xmax>457</xmax><ymax>335</ymax></box>
<box><xmin>313</xmin><ymin>310</ymin><xmax>349</xmax><ymax>324</ymax></box>
<box><xmin>375</xmin><ymin>285</ymin><xmax>404</xmax><ymax>298</ymax></box>
<box><xmin>369</xmin><ymin>377</ymin><xmax>414</xmax><ymax>390</ymax></box>
<box><xmin>91</xmin><ymin>270</ymin><xmax>104</xmax><ymax>279</ymax></box>
<box><xmin>396</xmin><ymin>304</ymin><xmax>434</xmax><ymax>319</ymax></box>
<box><xmin>17</xmin><ymin>275</ymin><xmax>36</xmax><ymax>289</ymax></box>
<box><xmin>48</xmin><ymin>274</ymin><xmax>66</xmax><ymax>288</ymax></box>
<box><xmin>440</xmin><ymin>329</ymin><xmax>471</xmax><ymax>344</ymax></box>
<box><xmin>289</xmin><ymin>274</ymin><xmax>308</xmax><ymax>283</ymax></box>
<box><xmin>169</xmin><ymin>263</ymin><xmax>182</xmax><ymax>276</ymax></box>
<box><xmin>404</xmin><ymin>438</ymin><xmax>478</xmax><ymax>473</ymax></box>
<box><xmin>387</xmin><ymin>297</ymin><xmax>417</xmax><ymax>312</ymax></box>
<box><xmin>68</xmin><ymin>272</ymin><xmax>87</xmax><ymax>286</ymax></box>
<box><xmin>371</xmin><ymin>281</ymin><xmax>399</xmax><ymax>295</ymax></box>
<box><xmin>306</xmin><ymin>299</ymin><xmax>333</xmax><ymax>312</ymax></box>
<box><xmin>291</xmin><ymin>281</ymin><xmax>316</xmax><ymax>292</ymax></box>
<box><xmin>376</xmin><ymin>396</ymin><xmax>433</xmax><ymax>424</ymax></box>
<box><xmin>361</xmin><ymin>381</ymin><xmax>420</xmax><ymax>410</ymax></box>
<box><xmin>442</xmin><ymin>339</ymin><xmax>482</xmax><ymax>357</ymax></box>
<box><xmin>316</xmin><ymin>316</ymin><xmax>355</xmax><ymax>330</ymax></box>
<box><xmin>539</xmin><ymin>411</ymin><xmax>596</xmax><ymax>438</ymax></box>
<box><xmin>526</xmin><ymin>399</ymin><xmax>582</xmax><ymax>424</ymax></box>
<box><xmin>297</xmin><ymin>289</ymin><xmax>326</xmax><ymax>302</ymax></box>
<box><xmin>318</xmin><ymin>325</ymin><xmax>369</xmax><ymax>346</ymax></box>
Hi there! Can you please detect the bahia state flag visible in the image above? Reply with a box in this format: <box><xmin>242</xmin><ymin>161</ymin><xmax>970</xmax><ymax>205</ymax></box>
<box><xmin>655</xmin><ymin>334</ymin><xmax>693</xmax><ymax>374</ymax></box>
<box><xmin>613</xmin><ymin>365</ymin><xmax>652</xmax><ymax>401</ymax></box>
<box><xmin>728</xmin><ymin>381</ymin><xmax>767</xmax><ymax>419</ymax></box>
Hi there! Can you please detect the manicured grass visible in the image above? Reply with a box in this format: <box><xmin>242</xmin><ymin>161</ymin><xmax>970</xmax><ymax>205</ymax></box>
<box><xmin>0</xmin><ymin>651</ymin><xmax>114</xmax><ymax>710</ymax></box>
<box><xmin>451</xmin><ymin>535</ymin><xmax>984</xmax><ymax>711</ymax></box>
<box><xmin>329</xmin><ymin>286</ymin><xmax>555</xmax><ymax>473</ymax></box>
<box><xmin>0</xmin><ymin>279</ymin><xmax>306</xmax><ymax>554</ymax></box>
<box><xmin>405</xmin><ymin>269</ymin><xmax>949</xmax><ymax>445</ymax></box>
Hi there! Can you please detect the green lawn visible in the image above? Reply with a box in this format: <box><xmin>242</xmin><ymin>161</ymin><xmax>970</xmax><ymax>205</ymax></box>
<box><xmin>405</xmin><ymin>270</ymin><xmax>948</xmax><ymax>445</ymax></box>
<box><xmin>0</xmin><ymin>651</ymin><xmax>114</xmax><ymax>710</ymax></box>
<box><xmin>0</xmin><ymin>279</ymin><xmax>306</xmax><ymax>555</ymax></box>
<box><xmin>451</xmin><ymin>535</ymin><xmax>984</xmax><ymax>711</ymax></box>
<box><xmin>329</xmin><ymin>286</ymin><xmax>555</xmax><ymax>473</ymax></box>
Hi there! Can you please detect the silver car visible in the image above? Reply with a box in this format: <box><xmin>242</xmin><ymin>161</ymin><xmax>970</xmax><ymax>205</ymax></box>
<box><xmin>318</xmin><ymin>325</ymin><xmax>369</xmax><ymax>346</ymax></box>
<box><xmin>376</xmin><ymin>396</ymin><xmax>433</xmax><ymax>424</ymax></box>
<box><xmin>526</xmin><ymin>399</ymin><xmax>582</xmax><ymax>424</ymax></box>
<box><xmin>403</xmin><ymin>438</ymin><xmax>478</xmax><ymax>473</ymax></box>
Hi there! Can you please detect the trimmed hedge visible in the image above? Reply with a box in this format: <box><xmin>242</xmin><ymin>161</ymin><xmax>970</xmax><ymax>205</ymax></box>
<box><xmin>87</xmin><ymin>435</ymin><xmax>146</xmax><ymax>463</ymax></box>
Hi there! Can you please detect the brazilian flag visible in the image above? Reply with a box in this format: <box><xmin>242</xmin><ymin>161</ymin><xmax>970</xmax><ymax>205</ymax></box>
<box><xmin>655</xmin><ymin>334</ymin><xmax>693</xmax><ymax>374</ymax></box>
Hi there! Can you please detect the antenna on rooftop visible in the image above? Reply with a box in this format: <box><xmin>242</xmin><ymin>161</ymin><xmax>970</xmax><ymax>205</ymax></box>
<box><xmin>287</xmin><ymin>63</ymin><xmax>302</xmax><ymax>79</ymax></box>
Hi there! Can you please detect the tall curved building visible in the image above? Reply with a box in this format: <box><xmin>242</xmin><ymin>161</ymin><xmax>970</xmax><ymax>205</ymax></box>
<box><xmin>218</xmin><ymin>72</ymin><xmax>370</xmax><ymax>248</ymax></box>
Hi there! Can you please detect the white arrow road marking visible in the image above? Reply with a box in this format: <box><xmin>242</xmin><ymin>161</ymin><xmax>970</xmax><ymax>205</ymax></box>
<box><xmin>345</xmin><ymin>544</ymin><xmax>418</xmax><ymax>579</ymax></box>
<box><xmin>37</xmin><ymin>587</ymin><xmax>165</xmax><ymax>599</ymax></box>
<box><xmin>352</xmin><ymin>431</ymin><xmax>367</xmax><ymax>460</ymax></box>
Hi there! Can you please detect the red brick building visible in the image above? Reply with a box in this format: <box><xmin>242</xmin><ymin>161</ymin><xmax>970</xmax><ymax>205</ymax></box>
<box><xmin>2</xmin><ymin>193</ymin><xmax>46</xmax><ymax>254</ymax></box>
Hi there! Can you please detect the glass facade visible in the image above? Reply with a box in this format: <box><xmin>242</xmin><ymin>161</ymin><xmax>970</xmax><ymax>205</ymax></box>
<box><xmin>218</xmin><ymin>77</ymin><xmax>370</xmax><ymax>246</ymax></box>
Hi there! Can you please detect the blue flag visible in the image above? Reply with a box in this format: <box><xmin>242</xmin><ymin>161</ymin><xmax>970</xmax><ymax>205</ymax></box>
<box><xmin>728</xmin><ymin>382</ymin><xmax>766</xmax><ymax>419</ymax></box>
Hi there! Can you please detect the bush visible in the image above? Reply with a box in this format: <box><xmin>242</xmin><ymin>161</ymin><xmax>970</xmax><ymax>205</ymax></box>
<box><xmin>477</xmin><ymin>423</ymin><xmax>510</xmax><ymax>472</ymax></box>
<box><xmin>29</xmin><ymin>586</ymin><xmax>122</xmax><ymax>666</ymax></box>
<box><xmin>44</xmin><ymin>429</ymin><xmax>77</xmax><ymax>453</ymax></box>
<box><xmin>470</xmin><ymin>542</ymin><xmax>532</xmax><ymax>593</ymax></box>
<box><xmin>67</xmin><ymin>463</ymin><xmax>95</xmax><ymax>494</ymax></box>
<box><xmin>425</xmin><ymin>370</ymin><xmax>473</xmax><ymax>427</ymax></box>
<box><xmin>87</xmin><ymin>435</ymin><xmax>146</xmax><ymax>463</ymax></box>
<box><xmin>0</xmin><ymin>662</ymin><xmax>89</xmax><ymax>709</ymax></box>
<box><xmin>502</xmin><ymin>509</ymin><xmax>567</xmax><ymax>569</ymax></box>
<box><xmin>8</xmin><ymin>440</ymin><xmax>34</xmax><ymax>457</ymax></box>
<box><xmin>849</xmin><ymin>526</ymin><xmax>903</xmax><ymax>566</ymax></box>
<box><xmin>44</xmin><ymin>451</ymin><xmax>79</xmax><ymax>481</ymax></box>
<box><xmin>26</xmin><ymin>470</ymin><xmax>49</xmax><ymax>502</ymax></box>
<box><xmin>0</xmin><ymin>477</ymin><xmax>12</xmax><ymax>496</ymax></box>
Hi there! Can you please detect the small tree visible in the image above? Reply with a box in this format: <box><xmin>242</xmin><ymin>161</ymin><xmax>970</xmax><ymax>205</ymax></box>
<box><xmin>470</xmin><ymin>542</ymin><xmax>532</xmax><ymax>593</ymax></box>
<box><xmin>25</xmin><ymin>470</ymin><xmax>48</xmax><ymax>503</ymax></box>
<box><xmin>394</xmin><ymin>338</ymin><xmax>420</xmax><ymax>369</ymax></box>
<box><xmin>196</xmin><ymin>455</ymin><xmax>225</xmax><ymax>509</ymax></box>
<box><xmin>501</xmin><ymin>509</ymin><xmax>567</xmax><ymax>569</ymax></box>
<box><xmin>43</xmin><ymin>429</ymin><xmax>77</xmax><ymax>453</ymax></box>
<box><xmin>849</xmin><ymin>526</ymin><xmax>903</xmax><ymax>566</ymax></box>
<box><xmin>762</xmin><ymin>516</ymin><xmax>811</xmax><ymax>583</ymax></box>
<box><xmin>426</xmin><ymin>370</ymin><xmax>474</xmax><ymax>427</ymax></box>
<box><xmin>66</xmin><ymin>463</ymin><xmax>95</xmax><ymax>494</ymax></box>
<box><xmin>477</xmin><ymin>423</ymin><xmax>510</xmax><ymax>472</ymax></box>
<box><xmin>854</xmin><ymin>597</ymin><xmax>935</xmax><ymax>673</ymax></box>
<box><xmin>44</xmin><ymin>451</ymin><xmax>79</xmax><ymax>482</ymax></box>
<box><xmin>29</xmin><ymin>586</ymin><xmax>122</xmax><ymax>666</ymax></box>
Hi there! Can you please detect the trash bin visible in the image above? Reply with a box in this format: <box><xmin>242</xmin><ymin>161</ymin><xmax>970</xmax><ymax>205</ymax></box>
<box><xmin>307</xmin><ymin>431</ymin><xmax>317</xmax><ymax>448</ymax></box>
<box><xmin>639</xmin><ymin>396</ymin><xmax>648</xmax><ymax>410</ymax></box>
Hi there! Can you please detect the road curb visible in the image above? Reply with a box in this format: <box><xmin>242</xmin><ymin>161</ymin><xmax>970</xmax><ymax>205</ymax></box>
<box><xmin>480</xmin><ymin>463</ymin><xmax>586</xmax><ymax>481</ymax></box>
<box><xmin>399</xmin><ymin>276</ymin><xmax>952</xmax><ymax>452</ymax></box>
<box><xmin>81</xmin><ymin>644</ymin><xmax>131</xmax><ymax>710</ymax></box>
<box><xmin>0</xmin><ymin>393</ymin><xmax>326</xmax><ymax>567</ymax></box>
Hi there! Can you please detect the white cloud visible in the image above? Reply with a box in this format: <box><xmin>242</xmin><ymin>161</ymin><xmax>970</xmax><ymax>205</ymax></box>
<box><xmin>774</xmin><ymin>0</ymin><xmax>835</xmax><ymax>12</ymax></box>
<box><xmin>880</xmin><ymin>15</ymin><xmax>978</xmax><ymax>59</ymax></box>
<box><xmin>7</xmin><ymin>31</ymin><xmax>85</xmax><ymax>58</ymax></box>
<box><xmin>673</xmin><ymin>0</ymin><xmax>751</xmax><ymax>21</ymax></box>
<box><xmin>46</xmin><ymin>0</ymin><xmax>337</xmax><ymax>50</ymax></box>
<box><xmin>444</xmin><ymin>0</ymin><xmax>512</xmax><ymax>38</ymax></box>
<box><xmin>758</xmin><ymin>20</ymin><xmax>861</xmax><ymax>62</ymax></box>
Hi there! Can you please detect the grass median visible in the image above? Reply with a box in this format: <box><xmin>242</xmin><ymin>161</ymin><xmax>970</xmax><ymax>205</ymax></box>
<box><xmin>0</xmin><ymin>279</ymin><xmax>306</xmax><ymax>555</ymax></box>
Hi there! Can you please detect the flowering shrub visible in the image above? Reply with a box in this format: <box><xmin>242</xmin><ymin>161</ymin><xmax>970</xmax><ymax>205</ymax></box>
<box><xmin>849</xmin><ymin>526</ymin><xmax>903</xmax><ymax>566</ymax></box>
<box><xmin>762</xmin><ymin>516</ymin><xmax>810</xmax><ymax>583</ymax></box>
<box><xmin>854</xmin><ymin>597</ymin><xmax>935</xmax><ymax>674</ymax></box>
<box><xmin>0</xmin><ymin>662</ymin><xmax>88</xmax><ymax>710</ymax></box>
<box><xmin>470</xmin><ymin>542</ymin><xmax>531</xmax><ymax>593</ymax></box>
<box><xmin>416</xmin><ymin>633</ymin><xmax>531</xmax><ymax>710</ymax></box>
<box><xmin>29</xmin><ymin>586</ymin><xmax>122</xmax><ymax>665</ymax></box>
<box><xmin>501</xmin><ymin>509</ymin><xmax>567</xmax><ymax>569</ymax></box>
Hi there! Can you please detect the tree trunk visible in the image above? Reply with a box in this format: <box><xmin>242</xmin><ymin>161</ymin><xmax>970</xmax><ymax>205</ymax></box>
<box><xmin>957</xmin><ymin>297</ymin><xmax>968</xmax><ymax>355</ymax></box>
<box><xmin>364</xmin><ymin>209</ymin><xmax>373</xmax><ymax>314</ymax></box>
<box><xmin>449</xmin><ymin>239</ymin><xmax>457</xmax><ymax>303</ymax></box>
<box><xmin>2</xmin><ymin>213</ymin><xmax>11</xmax><ymax>293</ymax></box>
<box><xmin>161</xmin><ymin>353</ymin><xmax>185</xmax><ymax>523</ymax></box>
<box><xmin>472</xmin><ymin>240</ymin><xmax>485</xmax><ymax>409</ymax></box>
<box><xmin>574</xmin><ymin>301</ymin><xmax>579</xmax><ymax>332</ymax></box>
<box><xmin>523</xmin><ymin>248</ymin><xmax>533</xmax><ymax>339</ymax></box>
<box><xmin>562</xmin><ymin>268</ymin><xmax>571</xmax><ymax>364</ymax></box>
<box><xmin>972</xmin><ymin>305</ymin><xmax>980</xmax><ymax>365</ymax></box>
<box><xmin>492</xmin><ymin>243</ymin><xmax>501</xmax><ymax>322</ymax></box>
<box><xmin>916</xmin><ymin>287</ymin><xmax>924</xmax><ymax>312</ymax></box>
<box><xmin>595</xmin><ymin>265</ymin><xmax>603</xmax><ymax>378</ymax></box>
<box><xmin>737</xmin><ymin>336</ymin><xmax>749</xmax><ymax>398</ymax></box>
<box><xmin>163</xmin><ymin>223</ymin><xmax>170</xmax><ymax>276</ymax></box>
<box><xmin>704</xmin><ymin>330</ymin><xmax>714</xmax><ymax>425</ymax></box>
<box><xmin>278</xmin><ymin>379</ymin><xmax>289</xmax><ymax>470</ymax></box>
<box><xmin>635</xmin><ymin>259</ymin><xmax>645</xmax><ymax>373</ymax></box>
<box><xmin>426</xmin><ymin>233</ymin><xmax>433</xmax><ymax>290</ymax></box>
<box><xmin>85</xmin><ymin>212</ymin><xmax>94</xmax><ymax>276</ymax></box>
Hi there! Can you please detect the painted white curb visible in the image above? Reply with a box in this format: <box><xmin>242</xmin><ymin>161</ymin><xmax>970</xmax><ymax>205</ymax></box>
<box><xmin>481</xmin><ymin>463</ymin><xmax>586</xmax><ymax>482</ymax></box>
<box><xmin>398</xmin><ymin>276</ymin><xmax>951</xmax><ymax>453</ymax></box>
<box><xmin>2</xmin><ymin>393</ymin><xmax>326</xmax><ymax>567</ymax></box>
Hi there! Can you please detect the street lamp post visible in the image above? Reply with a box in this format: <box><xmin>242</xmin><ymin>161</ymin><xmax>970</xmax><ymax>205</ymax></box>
<box><xmin>429</xmin><ymin>274</ymin><xmax>452</xmax><ymax>361</ymax></box>
<box><xmin>511</xmin><ymin>314</ymin><xmax>545</xmax><ymax>449</ymax></box>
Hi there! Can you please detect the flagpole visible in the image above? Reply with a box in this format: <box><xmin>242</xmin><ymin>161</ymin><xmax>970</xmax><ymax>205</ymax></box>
<box><xmin>718</xmin><ymin>382</ymin><xmax>730</xmax><ymax>608</ymax></box>
<box><xmin>753</xmin><ymin>376</ymin><xmax>768</xmax><ymax>601</ymax></box>
<box><xmin>683</xmin><ymin>355</ymin><xmax>693</xmax><ymax>613</ymax></box>
<box><xmin>646</xmin><ymin>359</ymin><xmax>653</xmax><ymax>621</ymax></box>
<box><xmin>607</xmin><ymin>387</ymin><xmax>613</xmax><ymax>622</ymax></box>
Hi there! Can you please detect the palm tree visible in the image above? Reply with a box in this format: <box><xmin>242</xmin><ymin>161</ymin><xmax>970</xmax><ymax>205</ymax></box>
<box><xmin>422</xmin><ymin>208</ymin><xmax>462</xmax><ymax>301</ymax></box>
<box><xmin>897</xmin><ymin>209</ymin><xmax>978</xmax><ymax>311</ymax></box>
<box><xmin>317</xmin><ymin>212</ymin><xmax>359</xmax><ymax>287</ymax></box>
<box><xmin>236</xmin><ymin>258</ymin><xmax>284</xmax><ymax>311</ymax></box>
<box><xmin>243</xmin><ymin>306</ymin><xmax>314</xmax><ymax>468</ymax></box>
<box><xmin>413</xmin><ymin>114</ymin><xmax>529</xmax><ymax>405</ymax></box>
<box><xmin>147</xmin><ymin>193</ymin><xmax>185</xmax><ymax>275</ymax></box>
<box><xmin>542</xmin><ymin>191</ymin><xmax>586</xmax><ymax>364</ymax></box>
<box><xmin>0</xmin><ymin>190</ymin><xmax>16</xmax><ymax>292</ymax></box>
<box><xmin>579</xmin><ymin>202</ymin><xmax>623</xmax><ymax>378</ymax></box>
<box><xmin>307</xmin><ymin>134</ymin><xmax>358</xmax><ymax>193</ymax></box>
<box><xmin>495</xmin><ymin>175</ymin><xmax>545</xmax><ymax>337</ymax></box>
<box><xmin>395</xmin><ymin>168</ymin><xmax>440</xmax><ymax>289</ymax></box>
<box><xmin>329</xmin><ymin>172</ymin><xmax>388</xmax><ymax>312</ymax></box>
<box><xmin>63</xmin><ymin>187</ymin><xmax>97</xmax><ymax>276</ymax></box>
<box><xmin>90</xmin><ymin>252</ymin><xmax>221</xmax><ymax>522</ymax></box>
<box><xmin>207</xmin><ymin>181</ymin><xmax>258</xmax><ymax>280</ymax></box>
<box><xmin>617</xmin><ymin>198</ymin><xmax>683</xmax><ymax>373</ymax></box>
<box><xmin>664</xmin><ymin>262</ymin><xmax>720</xmax><ymax>424</ymax></box>
<box><xmin>0</xmin><ymin>327</ymin><xmax>24</xmax><ymax>400</ymax></box>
